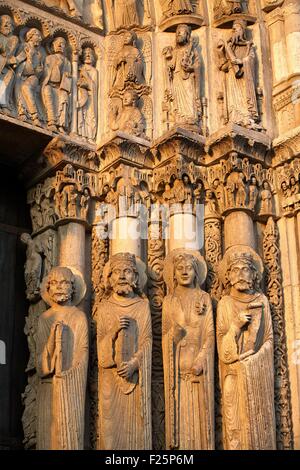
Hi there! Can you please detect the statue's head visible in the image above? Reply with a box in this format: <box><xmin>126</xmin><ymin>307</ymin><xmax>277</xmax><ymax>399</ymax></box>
<box><xmin>123</xmin><ymin>30</ymin><xmax>136</xmax><ymax>46</ymax></box>
<box><xmin>263</xmin><ymin>180</ymin><xmax>270</xmax><ymax>190</ymax></box>
<box><xmin>290</xmin><ymin>176</ymin><xmax>297</xmax><ymax>186</ymax></box>
<box><xmin>163</xmin><ymin>249</ymin><xmax>207</xmax><ymax>293</ymax></box>
<box><xmin>250</xmin><ymin>175</ymin><xmax>257</xmax><ymax>185</ymax></box>
<box><xmin>20</xmin><ymin>232</ymin><xmax>32</xmax><ymax>246</ymax></box>
<box><xmin>41</xmin><ymin>266</ymin><xmax>86</xmax><ymax>307</ymax></box>
<box><xmin>176</xmin><ymin>24</ymin><xmax>191</xmax><ymax>45</ymax></box>
<box><xmin>218</xmin><ymin>245</ymin><xmax>263</xmax><ymax>293</ymax></box>
<box><xmin>26</xmin><ymin>28</ymin><xmax>42</xmax><ymax>46</ymax></box>
<box><xmin>82</xmin><ymin>46</ymin><xmax>96</xmax><ymax>65</ymax></box>
<box><xmin>52</xmin><ymin>36</ymin><xmax>67</xmax><ymax>54</ymax></box>
<box><xmin>0</xmin><ymin>15</ymin><xmax>14</xmax><ymax>36</ymax></box>
<box><xmin>123</xmin><ymin>89</ymin><xmax>138</xmax><ymax>108</ymax></box>
<box><xmin>232</xmin><ymin>19</ymin><xmax>247</xmax><ymax>43</ymax></box>
<box><xmin>103</xmin><ymin>253</ymin><xmax>146</xmax><ymax>298</ymax></box>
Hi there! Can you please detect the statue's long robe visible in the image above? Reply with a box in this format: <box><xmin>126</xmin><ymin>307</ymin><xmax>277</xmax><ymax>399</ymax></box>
<box><xmin>217</xmin><ymin>293</ymin><xmax>276</xmax><ymax>450</ymax></box>
<box><xmin>36</xmin><ymin>306</ymin><xmax>88</xmax><ymax>450</ymax></box>
<box><xmin>97</xmin><ymin>296</ymin><xmax>152</xmax><ymax>450</ymax></box>
<box><xmin>162</xmin><ymin>289</ymin><xmax>215</xmax><ymax>450</ymax></box>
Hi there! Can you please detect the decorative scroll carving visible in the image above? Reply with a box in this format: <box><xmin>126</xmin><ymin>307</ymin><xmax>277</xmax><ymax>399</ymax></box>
<box><xmin>162</xmin><ymin>24</ymin><xmax>202</xmax><ymax>133</ymax></box>
<box><xmin>97</xmin><ymin>253</ymin><xmax>152</xmax><ymax>449</ymax></box>
<box><xmin>263</xmin><ymin>218</ymin><xmax>294</xmax><ymax>450</ymax></box>
<box><xmin>89</xmin><ymin>216</ymin><xmax>108</xmax><ymax>449</ymax></box>
<box><xmin>204</xmin><ymin>219</ymin><xmax>223</xmax><ymax>306</ymax></box>
<box><xmin>36</xmin><ymin>266</ymin><xmax>88</xmax><ymax>449</ymax></box>
<box><xmin>148</xmin><ymin>222</ymin><xmax>166</xmax><ymax>450</ymax></box>
<box><xmin>217</xmin><ymin>245</ymin><xmax>276</xmax><ymax>450</ymax></box>
<box><xmin>217</xmin><ymin>19</ymin><xmax>262</xmax><ymax>131</ymax></box>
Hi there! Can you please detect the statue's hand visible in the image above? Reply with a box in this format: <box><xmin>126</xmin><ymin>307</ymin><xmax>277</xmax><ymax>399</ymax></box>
<box><xmin>234</xmin><ymin>310</ymin><xmax>252</xmax><ymax>330</ymax></box>
<box><xmin>232</xmin><ymin>58</ymin><xmax>243</xmax><ymax>65</ymax></box>
<box><xmin>239</xmin><ymin>349</ymin><xmax>255</xmax><ymax>361</ymax></box>
<box><xmin>117</xmin><ymin>359</ymin><xmax>138</xmax><ymax>379</ymax></box>
<box><xmin>191</xmin><ymin>357</ymin><xmax>206</xmax><ymax>376</ymax></box>
<box><xmin>173</xmin><ymin>323</ymin><xmax>185</xmax><ymax>344</ymax></box>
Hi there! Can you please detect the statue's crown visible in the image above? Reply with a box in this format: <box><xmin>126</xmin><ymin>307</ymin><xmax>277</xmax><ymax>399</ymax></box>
<box><xmin>229</xmin><ymin>251</ymin><xmax>253</xmax><ymax>265</ymax></box>
<box><xmin>110</xmin><ymin>252</ymin><xmax>136</xmax><ymax>268</ymax></box>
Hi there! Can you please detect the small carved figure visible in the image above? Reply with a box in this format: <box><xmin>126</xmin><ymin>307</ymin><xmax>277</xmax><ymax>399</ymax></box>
<box><xmin>248</xmin><ymin>175</ymin><xmax>259</xmax><ymax>210</ymax></box>
<box><xmin>15</xmin><ymin>28</ymin><xmax>44</xmax><ymax>126</ymax></box>
<box><xmin>236</xmin><ymin>173</ymin><xmax>247</xmax><ymax>207</ymax></box>
<box><xmin>112</xmin><ymin>31</ymin><xmax>144</xmax><ymax>91</ymax></box>
<box><xmin>0</xmin><ymin>15</ymin><xmax>19</xmax><ymax>114</ymax></box>
<box><xmin>80</xmin><ymin>188</ymin><xmax>90</xmax><ymax>220</ymax></box>
<box><xmin>217</xmin><ymin>245</ymin><xmax>276</xmax><ymax>450</ymax></box>
<box><xmin>162</xmin><ymin>249</ymin><xmax>215</xmax><ymax>449</ymax></box>
<box><xmin>161</xmin><ymin>0</ymin><xmax>193</xmax><ymax>18</ymax></box>
<box><xmin>113</xmin><ymin>0</ymin><xmax>139</xmax><ymax>30</ymax></box>
<box><xmin>36</xmin><ymin>267</ymin><xmax>88</xmax><ymax>449</ymax></box>
<box><xmin>77</xmin><ymin>47</ymin><xmax>98</xmax><ymax>141</ymax></box>
<box><xmin>30</xmin><ymin>203</ymin><xmax>43</xmax><ymax>232</ymax></box>
<box><xmin>42</xmin><ymin>36</ymin><xmax>72</xmax><ymax>133</ymax></box>
<box><xmin>109</xmin><ymin>89</ymin><xmax>145</xmax><ymax>137</ymax></box>
<box><xmin>259</xmin><ymin>180</ymin><xmax>273</xmax><ymax>216</ymax></box>
<box><xmin>163</xmin><ymin>24</ymin><xmax>201</xmax><ymax>131</ymax></box>
<box><xmin>20</xmin><ymin>233</ymin><xmax>42</xmax><ymax>301</ymax></box>
<box><xmin>214</xmin><ymin>0</ymin><xmax>245</xmax><ymax>20</ymax></box>
<box><xmin>97</xmin><ymin>253</ymin><xmax>152</xmax><ymax>449</ymax></box>
<box><xmin>212</xmin><ymin>178</ymin><xmax>225</xmax><ymax>212</ymax></box>
<box><xmin>217</xmin><ymin>19</ymin><xmax>260</xmax><ymax>129</ymax></box>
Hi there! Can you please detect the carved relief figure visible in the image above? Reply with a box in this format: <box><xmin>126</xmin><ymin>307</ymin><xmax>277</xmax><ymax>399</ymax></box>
<box><xmin>112</xmin><ymin>31</ymin><xmax>144</xmax><ymax>91</ymax></box>
<box><xmin>36</xmin><ymin>267</ymin><xmax>88</xmax><ymax>449</ymax></box>
<box><xmin>217</xmin><ymin>19</ymin><xmax>260</xmax><ymax>129</ymax></box>
<box><xmin>161</xmin><ymin>0</ymin><xmax>193</xmax><ymax>18</ymax></box>
<box><xmin>80</xmin><ymin>188</ymin><xmax>90</xmax><ymax>220</ymax></box>
<box><xmin>248</xmin><ymin>175</ymin><xmax>259</xmax><ymax>210</ymax></box>
<box><xmin>214</xmin><ymin>0</ymin><xmax>245</xmax><ymax>19</ymax></box>
<box><xmin>20</xmin><ymin>233</ymin><xmax>42</xmax><ymax>302</ymax></box>
<box><xmin>113</xmin><ymin>0</ymin><xmax>139</xmax><ymax>30</ymax></box>
<box><xmin>97</xmin><ymin>253</ymin><xmax>152</xmax><ymax>449</ymax></box>
<box><xmin>217</xmin><ymin>245</ymin><xmax>276</xmax><ymax>450</ymax></box>
<box><xmin>42</xmin><ymin>36</ymin><xmax>72</xmax><ymax>133</ymax></box>
<box><xmin>162</xmin><ymin>249</ymin><xmax>215</xmax><ymax>449</ymax></box>
<box><xmin>15</xmin><ymin>28</ymin><xmax>44</xmax><ymax>126</ymax></box>
<box><xmin>259</xmin><ymin>180</ymin><xmax>273</xmax><ymax>216</ymax></box>
<box><xmin>109</xmin><ymin>89</ymin><xmax>145</xmax><ymax>138</ymax></box>
<box><xmin>43</xmin><ymin>0</ymin><xmax>82</xmax><ymax>18</ymax></box>
<box><xmin>163</xmin><ymin>24</ymin><xmax>201</xmax><ymax>131</ymax></box>
<box><xmin>77</xmin><ymin>46</ymin><xmax>98</xmax><ymax>142</ymax></box>
<box><xmin>0</xmin><ymin>15</ymin><xmax>18</xmax><ymax>114</ymax></box>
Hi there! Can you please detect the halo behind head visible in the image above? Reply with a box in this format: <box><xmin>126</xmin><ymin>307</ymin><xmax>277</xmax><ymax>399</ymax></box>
<box><xmin>41</xmin><ymin>266</ymin><xmax>86</xmax><ymax>307</ymax></box>
<box><xmin>218</xmin><ymin>245</ymin><xmax>264</xmax><ymax>287</ymax></box>
<box><xmin>163</xmin><ymin>248</ymin><xmax>207</xmax><ymax>293</ymax></box>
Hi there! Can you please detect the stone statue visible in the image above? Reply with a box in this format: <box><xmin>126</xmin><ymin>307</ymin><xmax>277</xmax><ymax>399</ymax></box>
<box><xmin>212</xmin><ymin>178</ymin><xmax>225</xmax><ymax>212</ymax></box>
<box><xmin>112</xmin><ymin>31</ymin><xmax>144</xmax><ymax>91</ymax></box>
<box><xmin>113</xmin><ymin>0</ymin><xmax>139</xmax><ymax>30</ymax></box>
<box><xmin>97</xmin><ymin>252</ymin><xmax>152</xmax><ymax>449</ymax></box>
<box><xmin>55</xmin><ymin>185</ymin><xmax>78</xmax><ymax>219</ymax></box>
<box><xmin>77</xmin><ymin>46</ymin><xmax>98</xmax><ymax>142</ymax></box>
<box><xmin>214</xmin><ymin>0</ymin><xmax>245</xmax><ymax>20</ymax></box>
<box><xmin>36</xmin><ymin>266</ymin><xmax>88</xmax><ymax>449</ymax></box>
<box><xmin>258</xmin><ymin>180</ymin><xmax>273</xmax><ymax>216</ymax></box>
<box><xmin>42</xmin><ymin>36</ymin><xmax>72</xmax><ymax>133</ymax></box>
<box><xmin>15</xmin><ymin>28</ymin><xmax>44</xmax><ymax>126</ymax></box>
<box><xmin>217</xmin><ymin>245</ymin><xmax>276</xmax><ymax>450</ymax></box>
<box><xmin>80</xmin><ymin>188</ymin><xmax>90</xmax><ymax>220</ymax></box>
<box><xmin>162</xmin><ymin>249</ymin><xmax>215</xmax><ymax>449</ymax></box>
<box><xmin>163</xmin><ymin>24</ymin><xmax>201</xmax><ymax>131</ymax></box>
<box><xmin>161</xmin><ymin>0</ymin><xmax>194</xmax><ymax>18</ymax></box>
<box><xmin>248</xmin><ymin>175</ymin><xmax>259</xmax><ymax>210</ymax></box>
<box><xmin>109</xmin><ymin>89</ymin><xmax>145</xmax><ymax>138</ymax></box>
<box><xmin>236</xmin><ymin>173</ymin><xmax>247</xmax><ymax>207</ymax></box>
<box><xmin>0</xmin><ymin>15</ymin><xmax>18</xmax><ymax>114</ymax></box>
<box><xmin>217</xmin><ymin>19</ymin><xmax>260</xmax><ymax>129</ymax></box>
<box><xmin>20</xmin><ymin>233</ymin><xmax>42</xmax><ymax>302</ymax></box>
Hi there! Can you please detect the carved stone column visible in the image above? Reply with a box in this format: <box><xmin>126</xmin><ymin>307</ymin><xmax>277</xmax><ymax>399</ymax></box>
<box><xmin>224</xmin><ymin>210</ymin><xmax>255</xmax><ymax>250</ymax></box>
<box><xmin>263</xmin><ymin>217</ymin><xmax>293</xmax><ymax>450</ymax></box>
<box><xmin>58</xmin><ymin>222</ymin><xmax>86</xmax><ymax>275</ymax></box>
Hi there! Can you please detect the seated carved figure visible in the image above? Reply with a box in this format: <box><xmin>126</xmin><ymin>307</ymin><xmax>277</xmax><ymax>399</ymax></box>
<box><xmin>161</xmin><ymin>0</ymin><xmax>194</xmax><ymax>18</ymax></box>
<box><xmin>36</xmin><ymin>267</ymin><xmax>88</xmax><ymax>449</ymax></box>
<box><xmin>15</xmin><ymin>28</ymin><xmax>44</xmax><ymax>126</ymax></box>
<box><xmin>109</xmin><ymin>89</ymin><xmax>145</xmax><ymax>138</ymax></box>
<box><xmin>217</xmin><ymin>245</ymin><xmax>276</xmax><ymax>450</ymax></box>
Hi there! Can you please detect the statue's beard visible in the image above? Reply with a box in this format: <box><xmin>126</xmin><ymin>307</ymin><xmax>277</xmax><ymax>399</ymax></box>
<box><xmin>232</xmin><ymin>32</ymin><xmax>245</xmax><ymax>45</ymax></box>
<box><xmin>52</xmin><ymin>292</ymin><xmax>72</xmax><ymax>304</ymax></box>
<box><xmin>233</xmin><ymin>279</ymin><xmax>253</xmax><ymax>291</ymax></box>
<box><xmin>112</xmin><ymin>282</ymin><xmax>134</xmax><ymax>296</ymax></box>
